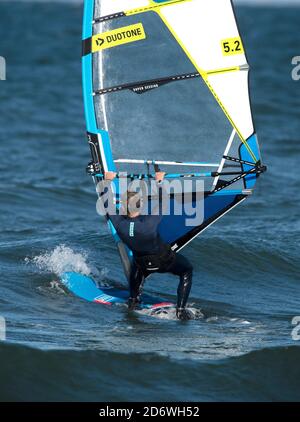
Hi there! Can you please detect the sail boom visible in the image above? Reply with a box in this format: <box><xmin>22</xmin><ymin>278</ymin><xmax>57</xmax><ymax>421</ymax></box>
<box><xmin>114</xmin><ymin>159</ymin><xmax>220</xmax><ymax>168</ymax></box>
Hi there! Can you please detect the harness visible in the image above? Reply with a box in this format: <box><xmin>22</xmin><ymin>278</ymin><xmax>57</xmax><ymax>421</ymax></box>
<box><xmin>134</xmin><ymin>244</ymin><xmax>176</xmax><ymax>272</ymax></box>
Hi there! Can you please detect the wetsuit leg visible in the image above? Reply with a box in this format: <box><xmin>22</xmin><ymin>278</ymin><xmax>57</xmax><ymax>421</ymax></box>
<box><xmin>167</xmin><ymin>254</ymin><xmax>193</xmax><ymax>310</ymax></box>
<box><xmin>129</xmin><ymin>262</ymin><xmax>146</xmax><ymax>300</ymax></box>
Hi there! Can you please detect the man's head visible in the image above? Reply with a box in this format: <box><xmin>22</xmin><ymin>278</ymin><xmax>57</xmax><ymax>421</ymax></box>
<box><xmin>123</xmin><ymin>190</ymin><xmax>143</xmax><ymax>217</ymax></box>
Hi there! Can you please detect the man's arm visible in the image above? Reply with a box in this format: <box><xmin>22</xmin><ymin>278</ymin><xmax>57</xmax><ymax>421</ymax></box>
<box><xmin>95</xmin><ymin>171</ymin><xmax>118</xmax><ymax>222</ymax></box>
<box><xmin>101</xmin><ymin>171</ymin><xmax>166</xmax><ymax>221</ymax></box>
<box><xmin>101</xmin><ymin>172</ymin><xmax>121</xmax><ymax>228</ymax></box>
<box><xmin>150</xmin><ymin>172</ymin><xmax>168</xmax><ymax>217</ymax></box>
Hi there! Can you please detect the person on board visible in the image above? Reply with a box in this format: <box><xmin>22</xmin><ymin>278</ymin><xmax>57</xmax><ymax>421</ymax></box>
<box><xmin>103</xmin><ymin>171</ymin><xmax>194</xmax><ymax>321</ymax></box>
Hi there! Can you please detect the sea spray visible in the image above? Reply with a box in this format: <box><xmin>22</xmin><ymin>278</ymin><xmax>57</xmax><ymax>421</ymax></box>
<box><xmin>25</xmin><ymin>245</ymin><xmax>99</xmax><ymax>277</ymax></box>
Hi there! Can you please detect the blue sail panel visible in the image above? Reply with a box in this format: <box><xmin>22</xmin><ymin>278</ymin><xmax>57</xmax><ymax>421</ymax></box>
<box><xmin>158</xmin><ymin>191</ymin><xmax>245</xmax><ymax>248</ymax></box>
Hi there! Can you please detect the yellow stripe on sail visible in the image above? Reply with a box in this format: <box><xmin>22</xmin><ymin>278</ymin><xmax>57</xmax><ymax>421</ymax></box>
<box><xmin>205</xmin><ymin>66</ymin><xmax>241</xmax><ymax>76</ymax></box>
<box><xmin>125</xmin><ymin>0</ymin><xmax>192</xmax><ymax>17</ymax></box>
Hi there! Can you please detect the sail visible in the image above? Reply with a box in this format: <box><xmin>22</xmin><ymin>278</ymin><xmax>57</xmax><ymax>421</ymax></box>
<box><xmin>82</xmin><ymin>0</ymin><xmax>266</xmax><ymax>266</ymax></box>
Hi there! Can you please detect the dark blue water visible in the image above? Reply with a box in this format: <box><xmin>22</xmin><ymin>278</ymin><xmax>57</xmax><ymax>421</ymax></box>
<box><xmin>0</xmin><ymin>1</ymin><xmax>300</xmax><ymax>402</ymax></box>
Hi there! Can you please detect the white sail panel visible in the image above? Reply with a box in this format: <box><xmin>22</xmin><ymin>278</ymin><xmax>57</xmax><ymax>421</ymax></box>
<box><xmin>207</xmin><ymin>71</ymin><xmax>254</xmax><ymax>141</ymax></box>
<box><xmin>159</xmin><ymin>0</ymin><xmax>254</xmax><ymax>141</ymax></box>
<box><xmin>97</xmin><ymin>0</ymin><xmax>149</xmax><ymax>17</ymax></box>
<box><xmin>159</xmin><ymin>0</ymin><xmax>248</xmax><ymax>71</ymax></box>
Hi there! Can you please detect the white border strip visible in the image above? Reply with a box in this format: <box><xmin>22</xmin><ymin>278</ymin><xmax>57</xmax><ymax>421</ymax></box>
<box><xmin>176</xmin><ymin>197</ymin><xmax>246</xmax><ymax>252</ymax></box>
<box><xmin>115</xmin><ymin>159</ymin><xmax>219</xmax><ymax>167</ymax></box>
<box><xmin>212</xmin><ymin>129</ymin><xmax>236</xmax><ymax>190</ymax></box>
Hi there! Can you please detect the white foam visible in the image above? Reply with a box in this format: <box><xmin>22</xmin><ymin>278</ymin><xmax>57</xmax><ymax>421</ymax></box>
<box><xmin>139</xmin><ymin>306</ymin><xmax>204</xmax><ymax>321</ymax></box>
<box><xmin>26</xmin><ymin>244</ymin><xmax>98</xmax><ymax>277</ymax></box>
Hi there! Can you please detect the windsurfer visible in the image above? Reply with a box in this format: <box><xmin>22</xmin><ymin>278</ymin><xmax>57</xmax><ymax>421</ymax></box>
<box><xmin>104</xmin><ymin>171</ymin><xmax>194</xmax><ymax>321</ymax></box>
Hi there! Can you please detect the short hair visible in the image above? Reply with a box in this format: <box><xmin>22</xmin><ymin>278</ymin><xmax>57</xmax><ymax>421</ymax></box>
<box><xmin>122</xmin><ymin>190</ymin><xmax>142</xmax><ymax>216</ymax></box>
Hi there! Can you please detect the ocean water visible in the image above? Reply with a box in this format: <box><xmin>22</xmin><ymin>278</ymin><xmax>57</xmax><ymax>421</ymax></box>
<box><xmin>0</xmin><ymin>1</ymin><xmax>300</xmax><ymax>402</ymax></box>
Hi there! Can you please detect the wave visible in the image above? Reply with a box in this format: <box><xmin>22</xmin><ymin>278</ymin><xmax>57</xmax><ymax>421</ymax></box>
<box><xmin>192</xmin><ymin>236</ymin><xmax>300</xmax><ymax>282</ymax></box>
<box><xmin>1</xmin><ymin>342</ymin><xmax>299</xmax><ymax>402</ymax></box>
<box><xmin>27</xmin><ymin>233</ymin><xmax>300</xmax><ymax>286</ymax></box>
<box><xmin>236</xmin><ymin>0</ymin><xmax>300</xmax><ymax>5</ymax></box>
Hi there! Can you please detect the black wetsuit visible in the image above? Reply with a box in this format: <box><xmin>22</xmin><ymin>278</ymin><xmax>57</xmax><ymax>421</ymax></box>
<box><xmin>109</xmin><ymin>212</ymin><xmax>193</xmax><ymax>311</ymax></box>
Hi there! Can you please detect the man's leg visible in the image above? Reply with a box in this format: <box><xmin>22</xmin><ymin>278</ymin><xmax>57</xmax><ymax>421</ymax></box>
<box><xmin>167</xmin><ymin>254</ymin><xmax>193</xmax><ymax>320</ymax></box>
<box><xmin>128</xmin><ymin>262</ymin><xmax>146</xmax><ymax>310</ymax></box>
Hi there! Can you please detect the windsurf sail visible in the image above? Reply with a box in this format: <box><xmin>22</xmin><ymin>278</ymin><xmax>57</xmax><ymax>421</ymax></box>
<box><xmin>82</xmin><ymin>0</ymin><xmax>266</xmax><ymax>279</ymax></box>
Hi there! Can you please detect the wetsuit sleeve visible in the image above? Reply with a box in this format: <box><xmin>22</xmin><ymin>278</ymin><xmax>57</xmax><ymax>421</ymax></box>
<box><xmin>109</xmin><ymin>213</ymin><xmax>122</xmax><ymax>230</ymax></box>
<box><xmin>141</xmin><ymin>180</ymin><xmax>167</xmax><ymax>230</ymax></box>
<box><xmin>97</xmin><ymin>179</ymin><xmax>112</xmax><ymax>202</ymax></box>
<box><xmin>97</xmin><ymin>180</ymin><xmax>120</xmax><ymax>228</ymax></box>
